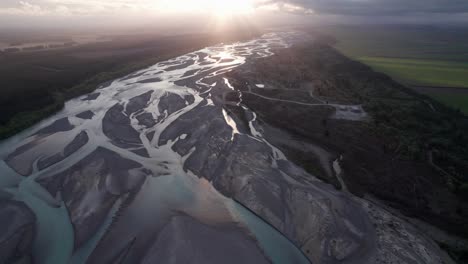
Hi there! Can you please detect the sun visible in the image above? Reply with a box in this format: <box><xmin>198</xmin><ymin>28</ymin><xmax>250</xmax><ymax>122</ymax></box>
<box><xmin>153</xmin><ymin>0</ymin><xmax>256</xmax><ymax>17</ymax></box>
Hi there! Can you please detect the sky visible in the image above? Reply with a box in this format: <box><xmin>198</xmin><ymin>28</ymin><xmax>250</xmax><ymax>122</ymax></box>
<box><xmin>0</xmin><ymin>0</ymin><xmax>467</xmax><ymax>28</ymax></box>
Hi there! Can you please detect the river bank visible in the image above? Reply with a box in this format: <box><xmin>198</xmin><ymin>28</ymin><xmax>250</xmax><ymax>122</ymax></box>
<box><xmin>0</xmin><ymin>30</ymin><xmax>260</xmax><ymax>140</ymax></box>
<box><xmin>0</xmin><ymin>31</ymin><xmax>462</xmax><ymax>264</ymax></box>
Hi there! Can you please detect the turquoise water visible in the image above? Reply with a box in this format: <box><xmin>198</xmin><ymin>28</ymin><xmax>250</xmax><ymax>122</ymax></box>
<box><xmin>0</xmin><ymin>32</ymin><xmax>311</xmax><ymax>264</ymax></box>
<box><xmin>1</xmin><ymin>160</ymin><xmax>74</xmax><ymax>264</ymax></box>
<box><xmin>15</xmin><ymin>179</ymin><xmax>74</xmax><ymax>264</ymax></box>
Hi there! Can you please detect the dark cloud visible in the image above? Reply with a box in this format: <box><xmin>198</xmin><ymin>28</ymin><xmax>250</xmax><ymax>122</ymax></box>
<box><xmin>262</xmin><ymin>0</ymin><xmax>468</xmax><ymax>15</ymax></box>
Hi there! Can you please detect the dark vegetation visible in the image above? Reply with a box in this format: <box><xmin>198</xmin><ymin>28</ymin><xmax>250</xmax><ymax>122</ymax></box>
<box><xmin>228</xmin><ymin>40</ymin><xmax>468</xmax><ymax>241</ymax></box>
<box><xmin>0</xmin><ymin>29</ymin><xmax>259</xmax><ymax>139</ymax></box>
<box><xmin>439</xmin><ymin>242</ymin><xmax>468</xmax><ymax>264</ymax></box>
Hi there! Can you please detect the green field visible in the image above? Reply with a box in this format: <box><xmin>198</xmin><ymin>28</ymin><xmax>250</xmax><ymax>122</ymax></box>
<box><xmin>357</xmin><ymin>57</ymin><xmax>468</xmax><ymax>87</ymax></box>
<box><xmin>328</xmin><ymin>26</ymin><xmax>468</xmax><ymax>61</ymax></box>
<box><xmin>323</xmin><ymin>25</ymin><xmax>468</xmax><ymax>114</ymax></box>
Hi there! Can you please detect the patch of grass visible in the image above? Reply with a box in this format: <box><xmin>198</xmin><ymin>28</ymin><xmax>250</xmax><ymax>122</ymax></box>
<box><xmin>430</xmin><ymin>94</ymin><xmax>468</xmax><ymax>115</ymax></box>
<box><xmin>358</xmin><ymin>57</ymin><xmax>468</xmax><ymax>87</ymax></box>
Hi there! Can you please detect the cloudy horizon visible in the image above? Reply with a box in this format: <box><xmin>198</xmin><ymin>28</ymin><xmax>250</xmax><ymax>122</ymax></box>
<box><xmin>0</xmin><ymin>0</ymin><xmax>467</xmax><ymax>29</ymax></box>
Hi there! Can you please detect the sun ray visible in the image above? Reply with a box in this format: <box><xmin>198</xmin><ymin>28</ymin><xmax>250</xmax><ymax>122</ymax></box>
<box><xmin>154</xmin><ymin>0</ymin><xmax>255</xmax><ymax>16</ymax></box>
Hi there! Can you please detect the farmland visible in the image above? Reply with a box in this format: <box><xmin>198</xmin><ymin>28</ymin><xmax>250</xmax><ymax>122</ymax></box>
<box><xmin>323</xmin><ymin>25</ymin><xmax>468</xmax><ymax>113</ymax></box>
<box><xmin>358</xmin><ymin>57</ymin><xmax>468</xmax><ymax>87</ymax></box>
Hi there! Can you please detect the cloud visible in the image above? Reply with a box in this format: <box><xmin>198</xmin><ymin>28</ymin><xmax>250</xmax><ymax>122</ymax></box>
<box><xmin>0</xmin><ymin>1</ymin><xmax>47</xmax><ymax>16</ymax></box>
<box><xmin>0</xmin><ymin>0</ymin><xmax>467</xmax><ymax>24</ymax></box>
<box><xmin>258</xmin><ymin>0</ymin><xmax>468</xmax><ymax>15</ymax></box>
<box><xmin>258</xmin><ymin>1</ymin><xmax>315</xmax><ymax>14</ymax></box>
<box><xmin>0</xmin><ymin>0</ymin><xmax>155</xmax><ymax>17</ymax></box>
